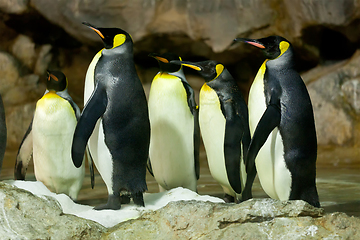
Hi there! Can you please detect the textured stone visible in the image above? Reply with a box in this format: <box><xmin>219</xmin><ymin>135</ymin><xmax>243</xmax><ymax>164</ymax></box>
<box><xmin>0</xmin><ymin>51</ymin><xmax>20</xmax><ymax>94</ymax></box>
<box><xmin>341</xmin><ymin>79</ymin><xmax>360</xmax><ymax>114</ymax></box>
<box><xmin>0</xmin><ymin>182</ymin><xmax>105</xmax><ymax>239</ymax></box>
<box><xmin>11</xmin><ymin>34</ymin><xmax>36</xmax><ymax>70</ymax></box>
<box><xmin>0</xmin><ymin>0</ymin><xmax>28</xmax><ymax>14</ymax></box>
<box><xmin>0</xmin><ymin>182</ymin><xmax>359</xmax><ymax>239</ymax></box>
<box><xmin>304</xmin><ymin>50</ymin><xmax>360</xmax><ymax>145</ymax></box>
<box><xmin>105</xmin><ymin>199</ymin><xmax>360</xmax><ymax>240</ymax></box>
<box><xmin>30</xmin><ymin>0</ymin><xmax>275</xmax><ymax>52</ymax></box>
<box><xmin>5</xmin><ymin>103</ymin><xmax>36</xmax><ymax>150</ymax></box>
<box><xmin>283</xmin><ymin>0</ymin><xmax>360</xmax><ymax>37</ymax></box>
<box><xmin>33</xmin><ymin>44</ymin><xmax>52</xmax><ymax>75</ymax></box>
<box><xmin>309</xmin><ymin>88</ymin><xmax>353</xmax><ymax>145</ymax></box>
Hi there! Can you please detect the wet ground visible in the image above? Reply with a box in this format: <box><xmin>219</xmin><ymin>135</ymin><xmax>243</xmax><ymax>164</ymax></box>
<box><xmin>1</xmin><ymin>146</ymin><xmax>359</xmax><ymax>217</ymax></box>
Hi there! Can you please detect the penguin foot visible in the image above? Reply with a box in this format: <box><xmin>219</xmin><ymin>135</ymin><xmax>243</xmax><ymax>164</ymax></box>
<box><xmin>94</xmin><ymin>194</ymin><xmax>121</xmax><ymax>210</ymax></box>
<box><xmin>121</xmin><ymin>194</ymin><xmax>131</xmax><ymax>204</ymax></box>
<box><xmin>132</xmin><ymin>192</ymin><xmax>145</xmax><ymax>207</ymax></box>
<box><xmin>241</xmin><ymin>190</ymin><xmax>253</xmax><ymax>202</ymax></box>
<box><xmin>223</xmin><ymin>194</ymin><xmax>235</xmax><ymax>203</ymax></box>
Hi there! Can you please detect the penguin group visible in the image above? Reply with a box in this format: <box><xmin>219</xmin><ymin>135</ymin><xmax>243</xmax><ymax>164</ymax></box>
<box><xmin>4</xmin><ymin>22</ymin><xmax>320</xmax><ymax>209</ymax></box>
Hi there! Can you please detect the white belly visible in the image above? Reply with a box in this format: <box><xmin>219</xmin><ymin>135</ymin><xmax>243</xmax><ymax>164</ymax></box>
<box><xmin>248</xmin><ymin>61</ymin><xmax>291</xmax><ymax>200</ymax></box>
<box><xmin>84</xmin><ymin>50</ymin><xmax>114</xmax><ymax>194</ymax></box>
<box><xmin>199</xmin><ymin>84</ymin><xmax>241</xmax><ymax>196</ymax></box>
<box><xmin>32</xmin><ymin>96</ymin><xmax>84</xmax><ymax>200</ymax></box>
<box><xmin>148</xmin><ymin>73</ymin><xmax>196</xmax><ymax>191</ymax></box>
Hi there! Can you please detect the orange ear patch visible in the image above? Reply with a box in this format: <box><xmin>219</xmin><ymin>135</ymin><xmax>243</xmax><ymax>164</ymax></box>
<box><xmin>50</xmin><ymin>74</ymin><xmax>59</xmax><ymax>81</ymax></box>
<box><xmin>155</xmin><ymin>56</ymin><xmax>169</xmax><ymax>63</ymax></box>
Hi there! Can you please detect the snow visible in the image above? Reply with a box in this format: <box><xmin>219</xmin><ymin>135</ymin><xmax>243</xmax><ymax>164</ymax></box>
<box><xmin>4</xmin><ymin>180</ymin><xmax>224</xmax><ymax>228</ymax></box>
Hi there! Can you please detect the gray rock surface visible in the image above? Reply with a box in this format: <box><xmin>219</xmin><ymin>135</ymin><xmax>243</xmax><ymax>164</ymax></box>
<box><xmin>0</xmin><ymin>182</ymin><xmax>105</xmax><ymax>239</ymax></box>
<box><xmin>0</xmin><ymin>0</ymin><xmax>28</xmax><ymax>14</ymax></box>
<box><xmin>1</xmin><ymin>181</ymin><xmax>359</xmax><ymax>239</ymax></box>
<box><xmin>304</xmin><ymin>50</ymin><xmax>360</xmax><ymax>145</ymax></box>
<box><xmin>105</xmin><ymin>199</ymin><xmax>359</xmax><ymax>240</ymax></box>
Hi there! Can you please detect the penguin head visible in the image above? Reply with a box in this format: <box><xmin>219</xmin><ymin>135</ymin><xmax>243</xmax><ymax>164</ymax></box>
<box><xmin>234</xmin><ymin>36</ymin><xmax>291</xmax><ymax>60</ymax></box>
<box><xmin>171</xmin><ymin>60</ymin><xmax>224</xmax><ymax>82</ymax></box>
<box><xmin>46</xmin><ymin>70</ymin><xmax>67</xmax><ymax>92</ymax></box>
<box><xmin>149</xmin><ymin>52</ymin><xmax>182</xmax><ymax>73</ymax></box>
<box><xmin>83</xmin><ymin>22</ymin><xmax>132</xmax><ymax>49</ymax></box>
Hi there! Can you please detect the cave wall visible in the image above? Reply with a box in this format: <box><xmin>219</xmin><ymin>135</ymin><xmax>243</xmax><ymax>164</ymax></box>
<box><xmin>0</xmin><ymin>0</ymin><xmax>360</xmax><ymax>153</ymax></box>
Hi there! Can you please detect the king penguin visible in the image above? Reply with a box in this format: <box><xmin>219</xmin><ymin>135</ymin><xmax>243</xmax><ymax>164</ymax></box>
<box><xmin>0</xmin><ymin>93</ymin><xmax>6</xmax><ymax>176</ymax></box>
<box><xmin>234</xmin><ymin>36</ymin><xmax>320</xmax><ymax>207</ymax></box>
<box><xmin>15</xmin><ymin>70</ymin><xmax>86</xmax><ymax>200</ymax></box>
<box><xmin>72</xmin><ymin>22</ymin><xmax>150</xmax><ymax>210</ymax></box>
<box><xmin>148</xmin><ymin>52</ymin><xmax>200</xmax><ymax>192</ymax></box>
<box><xmin>171</xmin><ymin>59</ymin><xmax>253</xmax><ymax>202</ymax></box>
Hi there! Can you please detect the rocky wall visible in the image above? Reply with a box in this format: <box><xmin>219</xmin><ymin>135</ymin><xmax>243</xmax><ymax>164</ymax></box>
<box><xmin>0</xmin><ymin>0</ymin><xmax>359</xmax><ymax>158</ymax></box>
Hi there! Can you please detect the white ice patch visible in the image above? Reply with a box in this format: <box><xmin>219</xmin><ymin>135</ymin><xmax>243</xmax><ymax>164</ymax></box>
<box><xmin>5</xmin><ymin>180</ymin><xmax>224</xmax><ymax>228</ymax></box>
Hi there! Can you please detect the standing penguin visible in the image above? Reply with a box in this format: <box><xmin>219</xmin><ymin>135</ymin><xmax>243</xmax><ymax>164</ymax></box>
<box><xmin>148</xmin><ymin>52</ymin><xmax>200</xmax><ymax>192</ymax></box>
<box><xmin>72</xmin><ymin>22</ymin><xmax>150</xmax><ymax>210</ymax></box>
<box><xmin>0</xmin><ymin>93</ymin><xmax>6</xmax><ymax>176</ymax></box>
<box><xmin>171</xmin><ymin>59</ymin><xmax>252</xmax><ymax>202</ymax></box>
<box><xmin>234</xmin><ymin>36</ymin><xmax>320</xmax><ymax>207</ymax></box>
<box><xmin>15</xmin><ymin>70</ymin><xmax>85</xmax><ymax>200</ymax></box>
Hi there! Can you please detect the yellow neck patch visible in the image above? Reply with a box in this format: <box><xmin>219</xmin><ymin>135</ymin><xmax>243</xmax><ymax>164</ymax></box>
<box><xmin>215</xmin><ymin>64</ymin><xmax>224</xmax><ymax>80</ymax></box>
<box><xmin>201</xmin><ymin>83</ymin><xmax>212</xmax><ymax>92</ymax></box>
<box><xmin>277</xmin><ymin>41</ymin><xmax>290</xmax><ymax>58</ymax></box>
<box><xmin>113</xmin><ymin>34</ymin><xmax>126</xmax><ymax>48</ymax></box>
<box><xmin>41</xmin><ymin>91</ymin><xmax>60</xmax><ymax>100</ymax></box>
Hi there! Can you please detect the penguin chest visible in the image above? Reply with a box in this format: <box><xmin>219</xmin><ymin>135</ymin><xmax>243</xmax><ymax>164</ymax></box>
<box><xmin>32</xmin><ymin>93</ymin><xmax>81</xmax><ymax>182</ymax></box>
<box><xmin>148</xmin><ymin>73</ymin><xmax>195</xmax><ymax>188</ymax></box>
<box><xmin>199</xmin><ymin>84</ymin><xmax>234</xmax><ymax>194</ymax></box>
<box><xmin>248</xmin><ymin>61</ymin><xmax>291</xmax><ymax>200</ymax></box>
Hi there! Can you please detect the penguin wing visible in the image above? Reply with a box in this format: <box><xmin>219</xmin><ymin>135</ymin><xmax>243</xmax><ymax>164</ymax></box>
<box><xmin>181</xmin><ymin>80</ymin><xmax>200</xmax><ymax>179</ymax></box>
<box><xmin>222</xmin><ymin>99</ymin><xmax>244</xmax><ymax>194</ymax></box>
<box><xmin>85</xmin><ymin>146</ymin><xmax>95</xmax><ymax>189</ymax></box>
<box><xmin>246</xmin><ymin>103</ymin><xmax>281</xmax><ymax>174</ymax></box>
<box><xmin>72</xmin><ymin>85</ymin><xmax>107</xmax><ymax>168</ymax></box>
<box><xmin>15</xmin><ymin>119</ymin><xmax>33</xmax><ymax>180</ymax></box>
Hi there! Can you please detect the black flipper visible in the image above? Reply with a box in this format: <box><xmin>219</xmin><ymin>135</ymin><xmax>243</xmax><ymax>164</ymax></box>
<box><xmin>146</xmin><ymin>157</ymin><xmax>154</xmax><ymax>177</ymax></box>
<box><xmin>246</xmin><ymin>104</ymin><xmax>281</xmax><ymax>175</ymax></box>
<box><xmin>72</xmin><ymin>85</ymin><xmax>107</xmax><ymax>168</ymax></box>
<box><xmin>86</xmin><ymin>146</ymin><xmax>95</xmax><ymax>189</ymax></box>
<box><xmin>15</xmin><ymin>119</ymin><xmax>33</xmax><ymax>180</ymax></box>
<box><xmin>222</xmin><ymin>99</ymin><xmax>243</xmax><ymax>194</ymax></box>
<box><xmin>181</xmin><ymin>80</ymin><xmax>200</xmax><ymax>180</ymax></box>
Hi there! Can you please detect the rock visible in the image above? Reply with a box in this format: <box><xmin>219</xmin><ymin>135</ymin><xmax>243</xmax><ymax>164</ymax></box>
<box><xmin>304</xmin><ymin>50</ymin><xmax>360</xmax><ymax>146</ymax></box>
<box><xmin>33</xmin><ymin>44</ymin><xmax>52</xmax><ymax>75</ymax></box>
<box><xmin>105</xmin><ymin>199</ymin><xmax>360</xmax><ymax>240</ymax></box>
<box><xmin>0</xmin><ymin>0</ymin><xmax>28</xmax><ymax>14</ymax></box>
<box><xmin>0</xmin><ymin>51</ymin><xmax>20</xmax><ymax>95</ymax></box>
<box><xmin>1</xmin><ymin>182</ymin><xmax>359</xmax><ymax>239</ymax></box>
<box><xmin>11</xmin><ymin>34</ymin><xmax>36</xmax><ymax>70</ymax></box>
<box><xmin>309</xmin><ymin>88</ymin><xmax>353</xmax><ymax>145</ymax></box>
<box><xmin>28</xmin><ymin>0</ymin><xmax>272</xmax><ymax>52</ymax></box>
<box><xmin>283</xmin><ymin>0</ymin><xmax>360</xmax><ymax>37</ymax></box>
<box><xmin>0</xmin><ymin>182</ymin><xmax>105</xmax><ymax>239</ymax></box>
<box><xmin>5</xmin><ymin>103</ymin><xmax>36</xmax><ymax>150</ymax></box>
<box><xmin>341</xmin><ymin>79</ymin><xmax>360</xmax><ymax>114</ymax></box>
